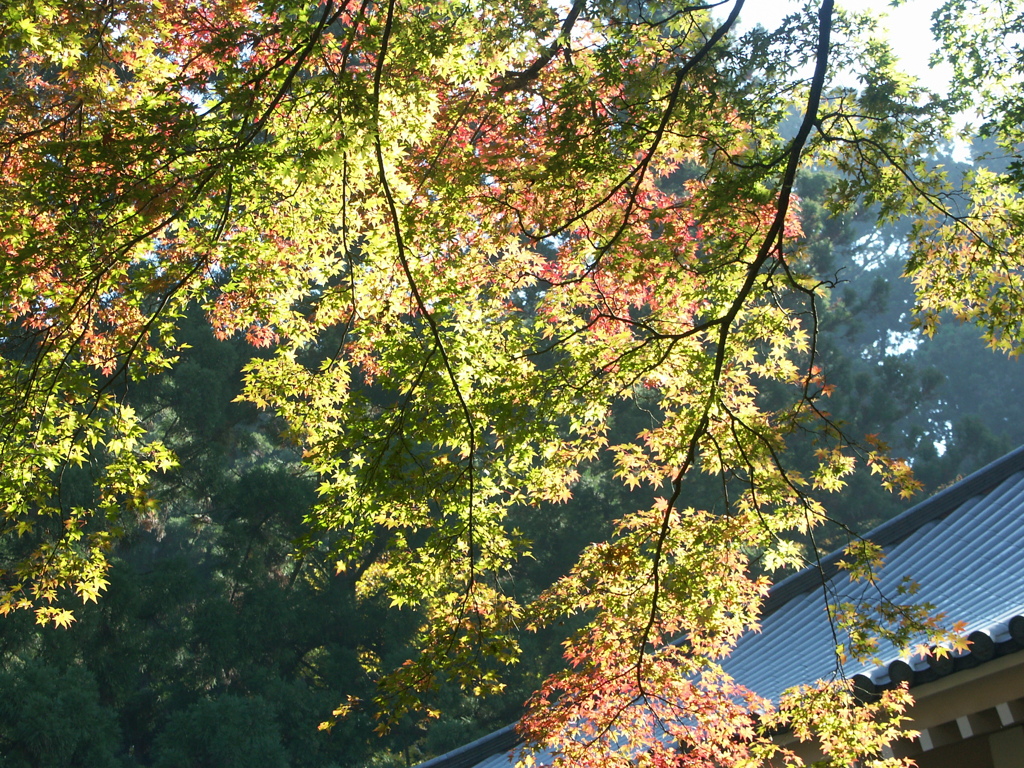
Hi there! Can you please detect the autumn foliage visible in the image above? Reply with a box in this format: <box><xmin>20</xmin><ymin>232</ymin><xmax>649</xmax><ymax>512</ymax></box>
<box><xmin>0</xmin><ymin>0</ymin><xmax>1018</xmax><ymax>764</ymax></box>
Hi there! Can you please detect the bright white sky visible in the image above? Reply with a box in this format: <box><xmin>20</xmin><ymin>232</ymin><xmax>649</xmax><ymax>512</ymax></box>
<box><xmin>736</xmin><ymin>0</ymin><xmax>952</xmax><ymax>94</ymax></box>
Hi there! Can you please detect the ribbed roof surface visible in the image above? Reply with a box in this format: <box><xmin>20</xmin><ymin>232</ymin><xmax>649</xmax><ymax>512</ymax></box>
<box><xmin>460</xmin><ymin>743</ymin><xmax>540</xmax><ymax>768</ymax></box>
<box><xmin>416</xmin><ymin>445</ymin><xmax>1024</xmax><ymax>768</ymax></box>
<box><xmin>414</xmin><ymin>726</ymin><xmax>521</xmax><ymax>768</ymax></box>
<box><xmin>723</xmin><ymin>444</ymin><xmax>1024</xmax><ymax>699</ymax></box>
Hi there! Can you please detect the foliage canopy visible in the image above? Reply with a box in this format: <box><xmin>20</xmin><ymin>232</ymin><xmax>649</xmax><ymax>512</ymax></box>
<box><xmin>1</xmin><ymin>0</ymin><xmax>1020</xmax><ymax>764</ymax></box>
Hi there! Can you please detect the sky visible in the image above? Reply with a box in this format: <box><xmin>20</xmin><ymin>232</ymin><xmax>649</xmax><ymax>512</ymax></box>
<box><xmin>736</xmin><ymin>0</ymin><xmax>952</xmax><ymax>94</ymax></box>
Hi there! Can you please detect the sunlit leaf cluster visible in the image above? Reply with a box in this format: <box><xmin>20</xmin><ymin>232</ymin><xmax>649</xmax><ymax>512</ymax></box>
<box><xmin>0</xmin><ymin>0</ymin><xmax>1017</xmax><ymax>764</ymax></box>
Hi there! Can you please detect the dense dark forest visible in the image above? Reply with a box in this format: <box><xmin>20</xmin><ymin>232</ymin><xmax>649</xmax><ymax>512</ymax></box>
<box><xmin>1</xmin><ymin>145</ymin><xmax>1021</xmax><ymax>767</ymax></box>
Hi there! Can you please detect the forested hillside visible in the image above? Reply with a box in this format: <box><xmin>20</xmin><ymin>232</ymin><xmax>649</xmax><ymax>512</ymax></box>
<box><xmin>3</xmin><ymin>0</ymin><xmax>1024</xmax><ymax>765</ymax></box>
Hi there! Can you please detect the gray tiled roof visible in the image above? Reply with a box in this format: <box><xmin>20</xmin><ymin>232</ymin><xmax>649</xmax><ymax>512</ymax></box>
<box><xmin>724</xmin><ymin>443</ymin><xmax>1024</xmax><ymax>700</ymax></box>
<box><xmin>416</xmin><ymin>445</ymin><xmax>1024</xmax><ymax>768</ymax></box>
<box><xmin>414</xmin><ymin>726</ymin><xmax>520</xmax><ymax>768</ymax></box>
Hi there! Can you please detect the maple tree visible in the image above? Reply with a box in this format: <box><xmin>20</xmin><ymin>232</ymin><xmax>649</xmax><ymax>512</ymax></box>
<box><xmin>0</xmin><ymin>0</ymin><xmax>1017</xmax><ymax>764</ymax></box>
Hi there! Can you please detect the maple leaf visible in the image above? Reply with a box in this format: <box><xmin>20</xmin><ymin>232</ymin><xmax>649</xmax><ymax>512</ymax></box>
<box><xmin>0</xmin><ymin>0</ymin><xmax>1015</xmax><ymax>763</ymax></box>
